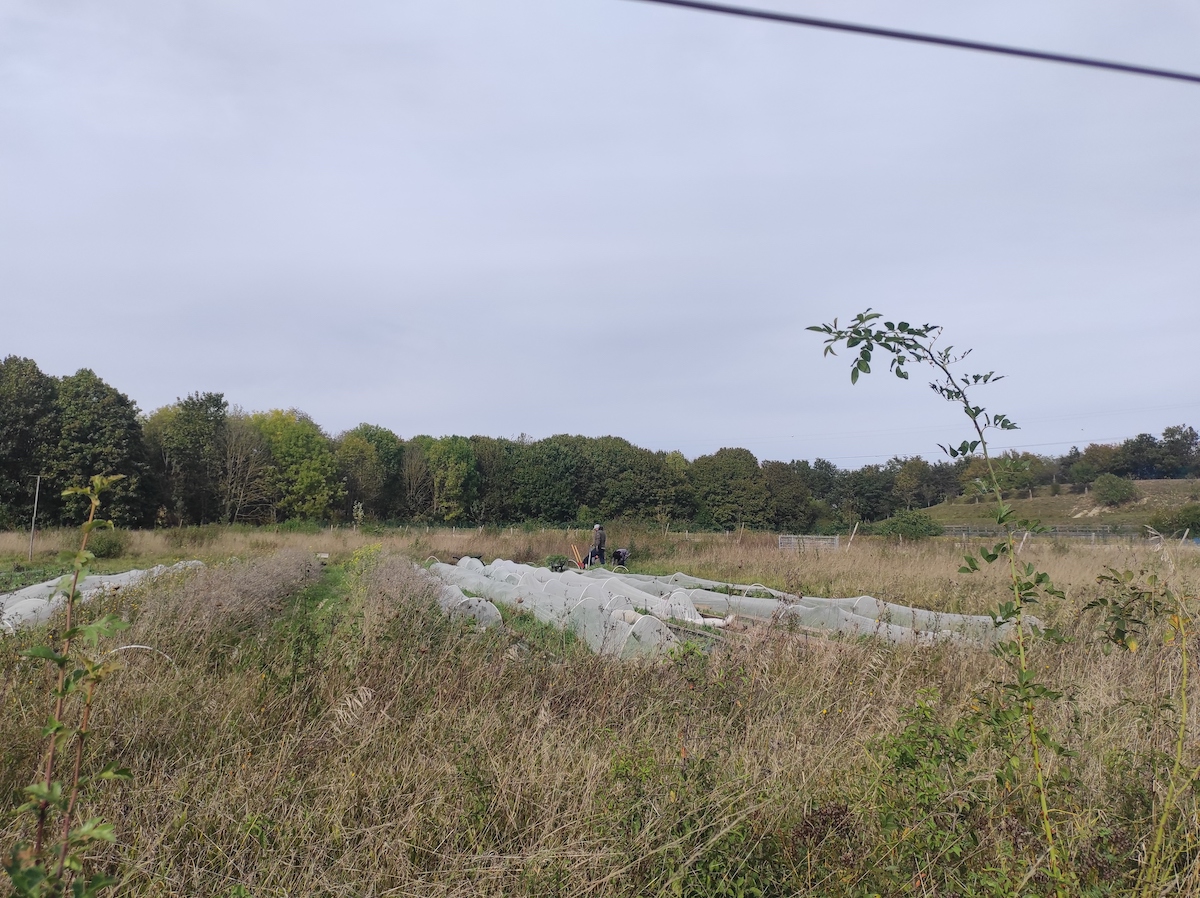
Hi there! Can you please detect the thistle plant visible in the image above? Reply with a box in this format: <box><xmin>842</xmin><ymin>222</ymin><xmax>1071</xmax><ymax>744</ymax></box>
<box><xmin>810</xmin><ymin>310</ymin><xmax>1073</xmax><ymax>891</ymax></box>
<box><xmin>4</xmin><ymin>475</ymin><xmax>131</xmax><ymax>898</ymax></box>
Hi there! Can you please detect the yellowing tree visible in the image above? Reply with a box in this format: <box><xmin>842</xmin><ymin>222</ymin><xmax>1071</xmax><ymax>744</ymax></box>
<box><xmin>249</xmin><ymin>409</ymin><xmax>343</xmax><ymax>521</ymax></box>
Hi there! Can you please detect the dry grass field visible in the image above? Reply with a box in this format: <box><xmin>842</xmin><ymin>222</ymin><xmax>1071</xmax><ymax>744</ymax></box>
<box><xmin>5</xmin><ymin>522</ymin><xmax>1190</xmax><ymax>615</ymax></box>
<box><xmin>4</xmin><ymin>526</ymin><xmax>1200</xmax><ymax>896</ymax></box>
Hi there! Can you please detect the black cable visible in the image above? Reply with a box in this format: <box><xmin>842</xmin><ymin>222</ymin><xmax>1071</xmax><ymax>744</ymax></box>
<box><xmin>623</xmin><ymin>0</ymin><xmax>1200</xmax><ymax>85</ymax></box>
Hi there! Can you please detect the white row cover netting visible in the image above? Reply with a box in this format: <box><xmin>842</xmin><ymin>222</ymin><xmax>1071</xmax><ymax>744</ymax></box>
<box><xmin>430</xmin><ymin>557</ymin><xmax>1014</xmax><ymax>658</ymax></box>
<box><xmin>3</xmin><ymin>556</ymin><xmax>1016</xmax><ymax>656</ymax></box>
<box><xmin>0</xmin><ymin>562</ymin><xmax>204</xmax><ymax>636</ymax></box>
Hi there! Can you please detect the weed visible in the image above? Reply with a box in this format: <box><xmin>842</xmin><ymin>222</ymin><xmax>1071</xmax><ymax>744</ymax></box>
<box><xmin>1086</xmin><ymin>560</ymin><xmax>1200</xmax><ymax>895</ymax></box>
<box><xmin>80</xmin><ymin>528</ymin><xmax>129</xmax><ymax>560</ymax></box>
<box><xmin>4</xmin><ymin>475</ymin><xmax>131</xmax><ymax>897</ymax></box>
<box><xmin>869</xmin><ymin>688</ymin><xmax>984</xmax><ymax>892</ymax></box>
<box><xmin>813</xmin><ymin>310</ymin><xmax>1077</xmax><ymax>892</ymax></box>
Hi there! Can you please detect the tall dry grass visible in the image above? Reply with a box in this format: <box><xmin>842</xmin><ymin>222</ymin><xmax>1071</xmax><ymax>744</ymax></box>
<box><xmin>4</xmin><ymin>536</ymin><xmax>1200</xmax><ymax>895</ymax></box>
<box><xmin>5</xmin><ymin>522</ymin><xmax>1190</xmax><ymax>618</ymax></box>
<box><xmin>5</xmin><ymin>523</ymin><xmax>1193</xmax><ymax>646</ymax></box>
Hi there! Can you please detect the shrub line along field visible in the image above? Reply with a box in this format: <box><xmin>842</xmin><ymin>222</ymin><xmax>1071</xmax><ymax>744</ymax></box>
<box><xmin>3</xmin><ymin>526</ymin><xmax>1200</xmax><ymax>895</ymax></box>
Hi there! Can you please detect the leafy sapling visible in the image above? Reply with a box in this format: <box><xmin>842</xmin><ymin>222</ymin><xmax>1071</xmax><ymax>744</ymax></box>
<box><xmin>810</xmin><ymin>310</ymin><xmax>1073</xmax><ymax>892</ymax></box>
<box><xmin>4</xmin><ymin>475</ymin><xmax>132</xmax><ymax>898</ymax></box>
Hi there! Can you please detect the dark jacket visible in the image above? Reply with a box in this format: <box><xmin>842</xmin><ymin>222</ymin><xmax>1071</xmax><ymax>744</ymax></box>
<box><xmin>592</xmin><ymin>527</ymin><xmax>606</xmax><ymax>550</ymax></box>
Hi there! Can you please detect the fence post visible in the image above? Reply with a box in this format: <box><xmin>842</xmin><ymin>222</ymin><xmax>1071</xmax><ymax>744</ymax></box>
<box><xmin>27</xmin><ymin>474</ymin><xmax>41</xmax><ymax>563</ymax></box>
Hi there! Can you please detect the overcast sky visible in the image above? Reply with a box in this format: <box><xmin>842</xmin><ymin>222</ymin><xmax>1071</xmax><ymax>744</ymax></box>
<box><xmin>2</xmin><ymin>0</ymin><xmax>1198</xmax><ymax>466</ymax></box>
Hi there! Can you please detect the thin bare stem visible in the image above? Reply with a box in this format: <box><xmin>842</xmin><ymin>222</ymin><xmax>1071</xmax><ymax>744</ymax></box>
<box><xmin>56</xmin><ymin>681</ymin><xmax>96</xmax><ymax>879</ymax></box>
<box><xmin>33</xmin><ymin>494</ymin><xmax>99</xmax><ymax>856</ymax></box>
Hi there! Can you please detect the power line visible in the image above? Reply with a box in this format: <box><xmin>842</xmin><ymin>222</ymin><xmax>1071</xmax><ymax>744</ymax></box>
<box><xmin>623</xmin><ymin>0</ymin><xmax>1200</xmax><ymax>85</ymax></box>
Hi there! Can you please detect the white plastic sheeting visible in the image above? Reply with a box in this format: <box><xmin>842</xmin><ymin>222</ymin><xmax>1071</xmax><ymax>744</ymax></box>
<box><xmin>0</xmin><ymin>562</ymin><xmax>204</xmax><ymax>636</ymax></box>
<box><xmin>2</xmin><ymin>556</ymin><xmax>1011</xmax><ymax>654</ymax></box>
<box><xmin>435</xmin><ymin>582</ymin><xmax>504</xmax><ymax>629</ymax></box>
<box><xmin>430</xmin><ymin>559</ymin><xmax>679</xmax><ymax>659</ymax></box>
<box><xmin>429</xmin><ymin>558</ymin><xmax>1016</xmax><ymax>657</ymax></box>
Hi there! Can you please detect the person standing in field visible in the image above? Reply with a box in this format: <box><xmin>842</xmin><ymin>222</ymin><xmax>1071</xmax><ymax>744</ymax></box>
<box><xmin>591</xmin><ymin>523</ymin><xmax>606</xmax><ymax>566</ymax></box>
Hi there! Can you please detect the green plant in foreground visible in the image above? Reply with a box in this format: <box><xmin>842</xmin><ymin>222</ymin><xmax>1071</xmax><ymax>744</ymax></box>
<box><xmin>810</xmin><ymin>311</ymin><xmax>1074</xmax><ymax>893</ymax></box>
<box><xmin>1086</xmin><ymin>560</ymin><xmax>1200</xmax><ymax>896</ymax></box>
<box><xmin>872</xmin><ymin>688</ymin><xmax>983</xmax><ymax>890</ymax></box>
<box><xmin>4</xmin><ymin>475</ymin><xmax>131</xmax><ymax>897</ymax></box>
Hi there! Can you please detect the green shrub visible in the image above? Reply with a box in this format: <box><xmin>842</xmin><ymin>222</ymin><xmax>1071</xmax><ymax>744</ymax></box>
<box><xmin>1092</xmin><ymin>473</ymin><xmax>1139</xmax><ymax>507</ymax></box>
<box><xmin>870</xmin><ymin>510</ymin><xmax>944</xmax><ymax>539</ymax></box>
<box><xmin>87</xmin><ymin>527</ymin><xmax>131</xmax><ymax>558</ymax></box>
<box><xmin>1149</xmin><ymin>503</ymin><xmax>1200</xmax><ymax>536</ymax></box>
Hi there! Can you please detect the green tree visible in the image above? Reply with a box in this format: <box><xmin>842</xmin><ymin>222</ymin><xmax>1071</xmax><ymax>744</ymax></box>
<box><xmin>48</xmin><ymin>369</ymin><xmax>154</xmax><ymax>527</ymax></box>
<box><xmin>347</xmin><ymin>424</ymin><xmax>406</xmax><ymax>519</ymax></box>
<box><xmin>144</xmin><ymin>392</ymin><xmax>228</xmax><ymax>525</ymax></box>
<box><xmin>427</xmin><ymin>436</ymin><xmax>478</xmax><ymax>523</ymax></box>
<box><xmin>811</xmin><ymin>310</ymin><xmax>1074</xmax><ymax>889</ymax></box>
<box><xmin>1080</xmin><ymin>442</ymin><xmax>1120</xmax><ymax>478</ymax></box>
<box><xmin>655</xmin><ymin>449</ymin><xmax>696</xmax><ymax>526</ymax></box>
<box><xmin>690</xmin><ymin>448</ymin><xmax>767</xmax><ymax>530</ymax></box>
<box><xmin>470</xmin><ymin>435</ymin><xmax>518</xmax><ymax>523</ymax></box>
<box><xmin>1149</xmin><ymin>503</ymin><xmax>1200</xmax><ymax>536</ymax></box>
<box><xmin>892</xmin><ymin>456</ymin><xmax>932</xmax><ymax>510</ymax></box>
<box><xmin>838</xmin><ymin>463</ymin><xmax>896</xmax><ymax>522</ymax></box>
<box><xmin>924</xmin><ymin>459</ymin><xmax>966</xmax><ymax>505</ymax></box>
<box><xmin>580</xmin><ymin>436</ymin><xmax>666</xmax><ymax>521</ymax></box>
<box><xmin>513</xmin><ymin>436</ymin><xmax>582</xmax><ymax>523</ymax></box>
<box><xmin>762</xmin><ymin>460</ymin><xmax>816</xmax><ymax>532</ymax></box>
<box><xmin>807</xmin><ymin>458</ymin><xmax>842</xmax><ymax>506</ymax></box>
<box><xmin>1159</xmin><ymin>425</ymin><xmax>1198</xmax><ymax>478</ymax></box>
<box><xmin>0</xmin><ymin>356</ymin><xmax>58</xmax><ymax>529</ymax></box>
<box><xmin>999</xmin><ymin>451</ymin><xmax>1054</xmax><ymax>497</ymax></box>
<box><xmin>1115</xmin><ymin>433</ymin><xmax>1164</xmax><ymax>480</ymax></box>
<box><xmin>1068</xmin><ymin>460</ymin><xmax>1098</xmax><ymax>487</ymax></box>
<box><xmin>249</xmin><ymin>409</ymin><xmax>343</xmax><ymax>521</ymax></box>
<box><xmin>335</xmin><ymin>431</ymin><xmax>385</xmax><ymax>521</ymax></box>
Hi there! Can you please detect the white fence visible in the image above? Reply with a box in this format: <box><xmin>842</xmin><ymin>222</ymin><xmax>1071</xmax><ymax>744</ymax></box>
<box><xmin>779</xmin><ymin>534</ymin><xmax>840</xmax><ymax>551</ymax></box>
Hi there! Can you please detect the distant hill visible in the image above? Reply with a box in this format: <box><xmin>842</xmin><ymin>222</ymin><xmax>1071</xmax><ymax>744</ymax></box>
<box><xmin>923</xmin><ymin>479</ymin><xmax>1200</xmax><ymax>530</ymax></box>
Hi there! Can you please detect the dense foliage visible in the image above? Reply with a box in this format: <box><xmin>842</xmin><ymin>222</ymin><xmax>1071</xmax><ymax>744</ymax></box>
<box><xmin>2</xmin><ymin>355</ymin><xmax>1197</xmax><ymax>530</ymax></box>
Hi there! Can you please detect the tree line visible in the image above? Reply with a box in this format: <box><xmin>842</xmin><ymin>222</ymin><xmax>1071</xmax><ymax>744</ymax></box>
<box><xmin>2</xmin><ymin>355</ymin><xmax>1198</xmax><ymax>531</ymax></box>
